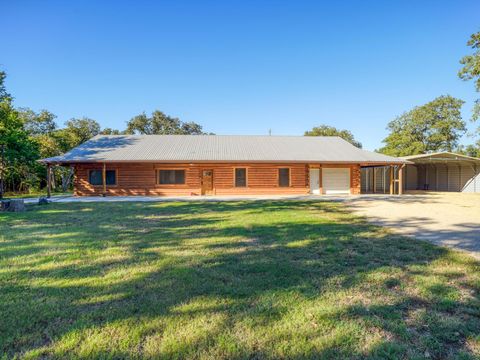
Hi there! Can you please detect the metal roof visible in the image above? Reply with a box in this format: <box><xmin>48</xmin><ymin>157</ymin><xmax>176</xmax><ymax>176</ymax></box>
<box><xmin>41</xmin><ymin>135</ymin><xmax>408</xmax><ymax>164</ymax></box>
<box><xmin>402</xmin><ymin>152</ymin><xmax>480</xmax><ymax>164</ymax></box>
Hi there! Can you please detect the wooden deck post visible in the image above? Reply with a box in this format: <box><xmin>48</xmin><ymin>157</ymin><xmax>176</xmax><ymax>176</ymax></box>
<box><xmin>398</xmin><ymin>165</ymin><xmax>405</xmax><ymax>195</ymax></box>
<box><xmin>389</xmin><ymin>165</ymin><xmax>394</xmax><ymax>195</ymax></box>
<box><xmin>102</xmin><ymin>162</ymin><xmax>107</xmax><ymax>196</ymax></box>
<box><xmin>47</xmin><ymin>164</ymin><xmax>52</xmax><ymax>198</ymax></box>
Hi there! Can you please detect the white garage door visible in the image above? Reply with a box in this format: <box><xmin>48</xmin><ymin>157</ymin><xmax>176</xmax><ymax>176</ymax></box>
<box><xmin>323</xmin><ymin>168</ymin><xmax>350</xmax><ymax>194</ymax></box>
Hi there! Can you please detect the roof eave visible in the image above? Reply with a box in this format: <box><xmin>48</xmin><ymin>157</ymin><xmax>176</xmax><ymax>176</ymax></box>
<box><xmin>38</xmin><ymin>159</ymin><xmax>411</xmax><ymax>165</ymax></box>
<box><xmin>402</xmin><ymin>151</ymin><xmax>480</xmax><ymax>162</ymax></box>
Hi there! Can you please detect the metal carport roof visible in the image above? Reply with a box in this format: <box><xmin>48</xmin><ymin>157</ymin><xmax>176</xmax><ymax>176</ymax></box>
<box><xmin>402</xmin><ymin>152</ymin><xmax>480</xmax><ymax>165</ymax></box>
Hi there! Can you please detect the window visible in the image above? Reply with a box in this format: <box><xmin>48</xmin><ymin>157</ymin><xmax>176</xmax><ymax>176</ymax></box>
<box><xmin>235</xmin><ymin>168</ymin><xmax>247</xmax><ymax>187</ymax></box>
<box><xmin>89</xmin><ymin>170</ymin><xmax>116</xmax><ymax>185</ymax></box>
<box><xmin>278</xmin><ymin>168</ymin><xmax>290</xmax><ymax>187</ymax></box>
<box><xmin>159</xmin><ymin>170</ymin><xmax>185</xmax><ymax>185</ymax></box>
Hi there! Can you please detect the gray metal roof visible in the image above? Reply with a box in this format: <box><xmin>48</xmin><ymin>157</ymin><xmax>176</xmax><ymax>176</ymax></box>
<box><xmin>41</xmin><ymin>135</ymin><xmax>408</xmax><ymax>164</ymax></box>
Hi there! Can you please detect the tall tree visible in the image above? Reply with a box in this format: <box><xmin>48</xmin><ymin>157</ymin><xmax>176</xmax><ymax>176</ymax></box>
<box><xmin>304</xmin><ymin>125</ymin><xmax>362</xmax><ymax>148</ymax></box>
<box><xmin>458</xmin><ymin>31</ymin><xmax>480</xmax><ymax>121</ymax></box>
<box><xmin>18</xmin><ymin>108</ymin><xmax>61</xmax><ymax>159</ymax></box>
<box><xmin>19</xmin><ymin>108</ymin><xmax>57</xmax><ymax>135</ymax></box>
<box><xmin>379</xmin><ymin>95</ymin><xmax>465</xmax><ymax>156</ymax></box>
<box><xmin>125</xmin><ymin>110</ymin><xmax>207</xmax><ymax>135</ymax></box>
<box><xmin>458</xmin><ymin>31</ymin><xmax>480</xmax><ymax>156</ymax></box>
<box><xmin>63</xmin><ymin>117</ymin><xmax>101</xmax><ymax>146</ymax></box>
<box><xmin>0</xmin><ymin>74</ymin><xmax>40</xmax><ymax>192</ymax></box>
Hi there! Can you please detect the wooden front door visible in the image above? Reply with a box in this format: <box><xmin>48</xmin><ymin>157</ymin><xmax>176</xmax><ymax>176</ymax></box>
<box><xmin>201</xmin><ymin>169</ymin><xmax>214</xmax><ymax>195</ymax></box>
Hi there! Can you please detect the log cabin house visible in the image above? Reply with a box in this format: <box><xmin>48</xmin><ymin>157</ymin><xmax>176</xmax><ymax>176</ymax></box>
<box><xmin>40</xmin><ymin>135</ymin><xmax>409</xmax><ymax>197</ymax></box>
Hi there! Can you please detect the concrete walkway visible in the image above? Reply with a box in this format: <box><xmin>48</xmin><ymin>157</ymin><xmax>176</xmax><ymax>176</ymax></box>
<box><xmin>23</xmin><ymin>194</ymin><xmax>403</xmax><ymax>203</ymax></box>
<box><xmin>23</xmin><ymin>194</ymin><xmax>335</xmax><ymax>203</ymax></box>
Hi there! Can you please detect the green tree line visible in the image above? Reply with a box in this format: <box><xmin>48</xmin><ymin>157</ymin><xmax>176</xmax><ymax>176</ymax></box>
<box><xmin>0</xmin><ymin>73</ymin><xmax>209</xmax><ymax>195</ymax></box>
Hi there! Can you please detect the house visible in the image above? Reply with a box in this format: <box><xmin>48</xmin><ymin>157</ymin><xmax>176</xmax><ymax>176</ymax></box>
<box><xmin>361</xmin><ymin>152</ymin><xmax>480</xmax><ymax>193</ymax></box>
<box><xmin>41</xmin><ymin>135</ymin><xmax>408</xmax><ymax>197</ymax></box>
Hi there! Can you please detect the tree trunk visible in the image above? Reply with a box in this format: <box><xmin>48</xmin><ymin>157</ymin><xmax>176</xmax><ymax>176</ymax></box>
<box><xmin>51</xmin><ymin>170</ymin><xmax>56</xmax><ymax>190</ymax></box>
<box><xmin>60</xmin><ymin>167</ymin><xmax>74</xmax><ymax>192</ymax></box>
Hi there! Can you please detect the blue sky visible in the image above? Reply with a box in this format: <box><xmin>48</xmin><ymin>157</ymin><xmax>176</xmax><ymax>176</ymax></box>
<box><xmin>3</xmin><ymin>1</ymin><xmax>480</xmax><ymax>150</ymax></box>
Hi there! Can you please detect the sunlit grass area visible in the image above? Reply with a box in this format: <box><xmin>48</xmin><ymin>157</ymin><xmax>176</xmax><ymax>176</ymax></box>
<box><xmin>2</xmin><ymin>190</ymin><xmax>72</xmax><ymax>199</ymax></box>
<box><xmin>0</xmin><ymin>201</ymin><xmax>479</xmax><ymax>359</ymax></box>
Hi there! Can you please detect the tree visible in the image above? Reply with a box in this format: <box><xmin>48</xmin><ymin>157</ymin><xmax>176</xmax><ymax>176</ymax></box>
<box><xmin>20</xmin><ymin>113</ymin><xmax>102</xmax><ymax>193</ymax></box>
<box><xmin>125</xmin><ymin>110</ymin><xmax>207</xmax><ymax>135</ymax></box>
<box><xmin>457</xmin><ymin>142</ymin><xmax>480</xmax><ymax>158</ymax></box>
<box><xmin>0</xmin><ymin>71</ymin><xmax>11</xmax><ymax>102</ymax></box>
<box><xmin>458</xmin><ymin>31</ymin><xmax>480</xmax><ymax>122</ymax></box>
<box><xmin>101</xmin><ymin>128</ymin><xmax>122</xmax><ymax>135</ymax></box>
<box><xmin>63</xmin><ymin>117</ymin><xmax>101</xmax><ymax>147</ymax></box>
<box><xmin>19</xmin><ymin>108</ymin><xmax>57</xmax><ymax>135</ymax></box>
<box><xmin>0</xmin><ymin>76</ymin><xmax>40</xmax><ymax>193</ymax></box>
<box><xmin>379</xmin><ymin>95</ymin><xmax>465</xmax><ymax>156</ymax></box>
<box><xmin>304</xmin><ymin>125</ymin><xmax>362</xmax><ymax>148</ymax></box>
<box><xmin>180</xmin><ymin>121</ymin><xmax>205</xmax><ymax>135</ymax></box>
<box><xmin>0</xmin><ymin>72</ymin><xmax>108</xmax><ymax>194</ymax></box>
<box><xmin>458</xmin><ymin>31</ymin><xmax>480</xmax><ymax>155</ymax></box>
<box><xmin>17</xmin><ymin>108</ymin><xmax>61</xmax><ymax>161</ymax></box>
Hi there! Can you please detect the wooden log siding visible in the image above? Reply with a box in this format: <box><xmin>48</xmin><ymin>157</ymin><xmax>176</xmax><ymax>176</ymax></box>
<box><xmin>73</xmin><ymin>162</ymin><xmax>361</xmax><ymax>196</ymax></box>
<box><xmin>351</xmin><ymin>165</ymin><xmax>361</xmax><ymax>194</ymax></box>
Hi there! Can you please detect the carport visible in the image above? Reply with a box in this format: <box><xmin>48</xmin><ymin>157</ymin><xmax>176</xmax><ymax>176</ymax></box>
<box><xmin>361</xmin><ymin>152</ymin><xmax>480</xmax><ymax>193</ymax></box>
<box><xmin>402</xmin><ymin>152</ymin><xmax>480</xmax><ymax>192</ymax></box>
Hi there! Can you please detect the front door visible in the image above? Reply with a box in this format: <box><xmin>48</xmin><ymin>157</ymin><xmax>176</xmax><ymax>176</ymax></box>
<box><xmin>201</xmin><ymin>169</ymin><xmax>214</xmax><ymax>195</ymax></box>
<box><xmin>310</xmin><ymin>168</ymin><xmax>320</xmax><ymax>194</ymax></box>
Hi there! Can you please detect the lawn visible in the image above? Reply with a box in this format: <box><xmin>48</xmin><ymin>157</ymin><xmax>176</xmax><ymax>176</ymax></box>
<box><xmin>0</xmin><ymin>201</ymin><xmax>479</xmax><ymax>359</ymax></box>
<box><xmin>2</xmin><ymin>190</ymin><xmax>72</xmax><ymax>200</ymax></box>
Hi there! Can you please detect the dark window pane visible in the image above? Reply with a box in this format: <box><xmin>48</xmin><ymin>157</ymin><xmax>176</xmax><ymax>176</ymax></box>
<box><xmin>235</xmin><ymin>168</ymin><xmax>246</xmax><ymax>187</ymax></box>
<box><xmin>89</xmin><ymin>170</ymin><xmax>116</xmax><ymax>185</ymax></box>
<box><xmin>159</xmin><ymin>170</ymin><xmax>185</xmax><ymax>184</ymax></box>
<box><xmin>279</xmin><ymin>168</ymin><xmax>290</xmax><ymax>187</ymax></box>
<box><xmin>159</xmin><ymin>170</ymin><xmax>172</xmax><ymax>184</ymax></box>
<box><xmin>175</xmin><ymin>170</ymin><xmax>185</xmax><ymax>184</ymax></box>
<box><xmin>89</xmin><ymin>170</ymin><xmax>102</xmax><ymax>185</ymax></box>
<box><xmin>106</xmin><ymin>170</ymin><xmax>116</xmax><ymax>185</ymax></box>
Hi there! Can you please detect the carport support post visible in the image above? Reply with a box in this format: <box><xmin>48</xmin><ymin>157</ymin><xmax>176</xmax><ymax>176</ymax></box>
<box><xmin>46</xmin><ymin>164</ymin><xmax>52</xmax><ymax>198</ymax></box>
<box><xmin>389</xmin><ymin>166</ymin><xmax>394</xmax><ymax>195</ymax></box>
<box><xmin>398</xmin><ymin>164</ymin><xmax>405</xmax><ymax>195</ymax></box>
<box><xmin>102</xmin><ymin>162</ymin><xmax>106</xmax><ymax>197</ymax></box>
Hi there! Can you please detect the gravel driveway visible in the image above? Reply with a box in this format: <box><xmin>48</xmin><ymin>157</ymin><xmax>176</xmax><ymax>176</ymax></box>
<box><xmin>345</xmin><ymin>192</ymin><xmax>480</xmax><ymax>259</ymax></box>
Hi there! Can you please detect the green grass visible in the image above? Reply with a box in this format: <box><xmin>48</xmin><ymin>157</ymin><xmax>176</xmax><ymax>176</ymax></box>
<box><xmin>0</xmin><ymin>201</ymin><xmax>479</xmax><ymax>359</ymax></box>
<box><xmin>2</xmin><ymin>190</ymin><xmax>72</xmax><ymax>199</ymax></box>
